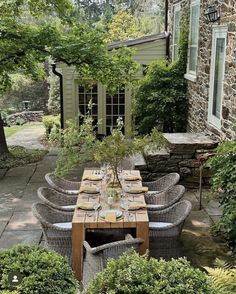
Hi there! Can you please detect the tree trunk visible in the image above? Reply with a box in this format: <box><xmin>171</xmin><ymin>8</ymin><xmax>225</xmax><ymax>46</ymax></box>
<box><xmin>0</xmin><ymin>113</ymin><xmax>9</xmax><ymax>154</ymax></box>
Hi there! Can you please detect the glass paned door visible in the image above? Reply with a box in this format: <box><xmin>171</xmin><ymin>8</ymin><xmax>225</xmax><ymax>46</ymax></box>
<box><xmin>78</xmin><ymin>84</ymin><xmax>98</xmax><ymax>131</ymax></box>
<box><xmin>208</xmin><ymin>27</ymin><xmax>227</xmax><ymax>128</ymax></box>
<box><xmin>106</xmin><ymin>88</ymin><xmax>125</xmax><ymax>135</ymax></box>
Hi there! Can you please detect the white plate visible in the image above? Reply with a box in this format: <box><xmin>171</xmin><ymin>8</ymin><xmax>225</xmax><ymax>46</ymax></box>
<box><xmin>83</xmin><ymin>176</ymin><xmax>103</xmax><ymax>181</ymax></box>
<box><xmin>99</xmin><ymin>209</ymin><xmax>123</xmax><ymax>218</ymax></box>
<box><xmin>124</xmin><ymin>189</ymin><xmax>144</xmax><ymax>194</ymax></box>
<box><xmin>77</xmin><ymin>202</ymin><xmax>101</xmax><ymax>210</ymax></box>
<box><xmin>80</xmin><ymin>188</ymin><xmax>100</xmax><ymax>194</ymax></box>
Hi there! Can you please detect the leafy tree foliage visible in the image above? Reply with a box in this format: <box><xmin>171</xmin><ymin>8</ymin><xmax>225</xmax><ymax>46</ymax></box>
<box><xmin>47</xmin><ymin>75</ymin><xmax>60</xmax><ymax>114</ymax></box>
<box><xmin>0</xmin><ymin>74</ymin><xmax>49</xmax><ymax>113</ymax></box>
<box><xmin>0</xmin><ymin>0</ymin><xmax>138</xmax><ymax>154</ymax></box>
<box><xmin>106</xmin><ymin>8</ymin><xmax>142</xmax><ymax>42</ymax></box>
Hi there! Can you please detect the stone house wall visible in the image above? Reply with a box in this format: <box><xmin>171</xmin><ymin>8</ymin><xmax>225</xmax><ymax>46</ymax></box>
<box><xmin>168</xmin><ymin>0</ymin><xmax>236</xmax><ymax>140</ymax></box>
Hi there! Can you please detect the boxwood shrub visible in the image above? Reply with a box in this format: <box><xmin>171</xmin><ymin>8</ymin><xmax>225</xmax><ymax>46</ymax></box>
<box><xmin>0</xmin><ymin>245</ymin><xmax>78</xmax><ymax>294</ymax></box>
<box><xmin>86</xmin><ymin>250</ymin><xmax>217</xmax><ymax>294</ymax></box>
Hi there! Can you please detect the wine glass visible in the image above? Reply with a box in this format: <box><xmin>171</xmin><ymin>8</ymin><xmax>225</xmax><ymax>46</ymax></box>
<box><xmin>93</xmin><ymin>202</ymin><xmax>100</xmax><ymax>221</ymax></box>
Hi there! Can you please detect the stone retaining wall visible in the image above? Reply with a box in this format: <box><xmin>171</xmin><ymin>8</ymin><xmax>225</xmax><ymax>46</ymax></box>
<box><xmin>135</xmin><ymin>133</ymin><xmax>218</xmax><ymax>188</ymax></box>
<box><xmin>7</xmin><ymin>111</ymin><xmax>43</xmax><ymax>125</ymax></box>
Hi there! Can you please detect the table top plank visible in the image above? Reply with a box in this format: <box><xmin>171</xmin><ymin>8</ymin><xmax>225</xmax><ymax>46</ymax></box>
<box><xmin>73</xmin><ymin>169</ymin><xmax>149</xmax><ymax>227</ymax></box>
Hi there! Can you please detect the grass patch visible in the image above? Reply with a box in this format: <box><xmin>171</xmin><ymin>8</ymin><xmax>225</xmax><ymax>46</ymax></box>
<box><xmin>0</xmin><ymin>146</ymin><xmax>47</xmax><ymax>169</ymax></box>
<box><xmin>4</xmin><ymin>123</ymin><xmax>43</xmax><ymax>138</ymax></box>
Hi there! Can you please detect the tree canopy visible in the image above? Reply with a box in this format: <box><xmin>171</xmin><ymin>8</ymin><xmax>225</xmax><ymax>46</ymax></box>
<box><xmin>0</xmin><ymin>0</ymin><xmax>138</xmax><ymax>93</ymax></box>
<box><xmin>0</xmin><ymin>0</ymin><xmax>139</xmax><ymax>154</ymax></box>
<box><xmin>105</xmin><ymin>8</ymin><xmax>143</xmax><ymax>43</ymax></box>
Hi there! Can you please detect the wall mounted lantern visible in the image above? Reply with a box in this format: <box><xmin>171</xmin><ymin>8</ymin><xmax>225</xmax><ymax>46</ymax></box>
<box><xmin>205</xmin><ymin>5</ymin><xmax>220</xmax><ymax>22</ymax></box>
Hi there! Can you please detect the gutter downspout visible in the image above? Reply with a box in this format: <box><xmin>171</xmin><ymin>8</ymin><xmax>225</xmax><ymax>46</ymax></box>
<box><xmin>165</xmin><ymin>0</ymin><xmax>170</xmax><ymax>62</ymax></box>
<box><xmin>51</xmin><ymin>63</ymin><xmax>64</xmax><ymax>129</ymax></box>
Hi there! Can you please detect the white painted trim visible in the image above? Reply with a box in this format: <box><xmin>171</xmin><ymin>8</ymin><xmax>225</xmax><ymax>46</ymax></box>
<box><xmin>172</xmin><ymin>2</ymin><xmax>181</xmax><ymax>61</ymax></box>
<box><xmin>186</xmin><ymin>0</ymin><xmax>200</xmax><ymax>75</ymax></box>
<box><xmin>184</xmin><ymin>73</ymin><xmax>196</xmax><ymax>82</ymax></box>
<box><xmin>208</xmin><ymin>25</ymin><xmax>228</xmax><ymax>129</ymax></box>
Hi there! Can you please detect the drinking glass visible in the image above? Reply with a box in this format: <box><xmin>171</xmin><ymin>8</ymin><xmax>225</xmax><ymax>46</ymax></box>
<box><xmin>93</xmin><ymin>202</ymin><xmax>100</xmax><ymax>221</ymax></box>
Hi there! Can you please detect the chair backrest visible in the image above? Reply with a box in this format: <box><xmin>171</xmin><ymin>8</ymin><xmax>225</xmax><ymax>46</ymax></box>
<box><xmin>156</xmin><ymin>173</ymin><xmax>180</xmax><ymax>191</ymax></box>
<box><xmin>148</xmin><ymin>200</ymin><xmax>192</xmax><ymax>225</ymax></box>
<box><xmin>37</xmin><ymin>187</ymin><xmax>77</xmax><ymax>209</ymax></box>
<box><xmin>45</xmin><ymin>173</ymin><xmax>80</xmax><ymax>194</ymax></box>
<box><xmin>32</xmin><ymin>202</ymin><xmax>73</xmax><ymax>229</ymax></box>
<box><xmin>83</xmin><ymin>234</ymin><xmax>143</xmax><ymax>271</ymax></box>
<box><xmin>119</xmin><ymin>158</ymin><xmax>135</xmax><ymax>170</ymax></box>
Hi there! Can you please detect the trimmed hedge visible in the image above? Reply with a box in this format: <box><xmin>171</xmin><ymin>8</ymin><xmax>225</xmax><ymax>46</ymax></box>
<box><xmin>86</xmin><ymin>250</ymin><xmax>218</xmax><ymax>294</ymax></box>
<box><xmin>0</xmin><ymin>245</ymin><xmax>78</xmax><ymax>294</ymax></box>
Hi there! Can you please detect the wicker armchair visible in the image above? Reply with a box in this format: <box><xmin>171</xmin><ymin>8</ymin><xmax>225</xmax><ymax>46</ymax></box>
<box><xmin>148</xmin><ymin>200</ymin><xmax>192</xmax><ymax>260</ymax></box>
<box><xmin>32</xmin><ymin>203</ymin><xmax>73</xmax><ymax>263</ymax></box>
<box><xmin>37</xmin><ymin>187</ymin><xmax>77</xmax><ymax>212</ymax></box>
<box><xmin>45</xmin><ymin>172</ymin><xmax>81</xmax><ymax>195</ymax></box>
<box><xmin>145</xmin><ymin>185</ymin><xmax>185</xmax><ymax>211</ymax></box>
<box><xmin>82</xmin><ymin>234</ymin><xmax>143</xmax><ymax>289</ymax></box>
<box><xmin>119</xmin><ymin>158</ymin><xmax>135</xmax><ymax>170</ymax></box>
<box><xmin>143</xmin><ymin>173</ymin><xmax>180</xmax><ymax>194</ymax></box>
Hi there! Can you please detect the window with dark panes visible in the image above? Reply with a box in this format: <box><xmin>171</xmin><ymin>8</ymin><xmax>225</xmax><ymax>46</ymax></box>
<box><xmin>106</xmin><ymin>88</ymin><xmax>125</xmax><ymax>135</ymax></box>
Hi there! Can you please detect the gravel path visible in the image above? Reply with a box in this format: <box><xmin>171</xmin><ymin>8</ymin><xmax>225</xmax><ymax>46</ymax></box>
<box><xmin>6</xmin><ymin>125</ymin><xmax>46</xmax><ymax>150</ymax></box>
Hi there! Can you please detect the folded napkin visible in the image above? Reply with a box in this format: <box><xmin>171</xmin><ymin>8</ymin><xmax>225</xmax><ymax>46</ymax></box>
<box><xmin>105</xmin><ymin>212</ymin><xmax>116</xmax><ymax>222</ymax></box>
<box><xmin>77</xmin><ymin>202</ymin><xmax>94</xmax><ymax>209</ymax></box>
<box><xmin>124</xmin><ymin>175</ymin><xmax>142</xmax><ymax>181</ymax></box>
<box><xmin>79</xmin><ymin>187</ymin><xmax>98</xmax><ymax>193</ymax></box>
<box><xmin>128</xmin><ymin>187</ymin><xmax>148</xmax><ymax>193</ymax></box>
<box><xmin>129</xmin><ymin>201</ymin><xmax>146</xmax><ymax>210</ymax></box>
<box><xmin>83</xmin><ymin>175</ymin><xmax>103</xmax><ymax>181</ymax></box>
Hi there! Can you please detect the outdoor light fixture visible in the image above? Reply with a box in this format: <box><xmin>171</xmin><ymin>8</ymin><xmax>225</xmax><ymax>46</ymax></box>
<box><xmin>205</xmin><ymin>5</ymin><xmax>220</xmax><ymax>22</ymax></box>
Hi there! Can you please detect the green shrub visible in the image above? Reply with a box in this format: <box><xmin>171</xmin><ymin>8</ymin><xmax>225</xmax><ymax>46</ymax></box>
<box><xmin>0</xmin><ymin>146</ymin><xmax>47</xmax><ymax>169</ymax></box>
<box><xmin>207</xmin><ymin>140</ymin><xmax>236</xmax><ymax>253</ymax></box>
<box><xmin>134</xmin><ymin>8</ymin><xmax>189</xmax><ymax>134</ymax></box>
<box><xmin>0</xmin><ymin>245</ymin><xmax>78</xmax><ymax>294</ymax></box>
<box><xmin>86</xmin><ymin>250</ymin><xmax>217</xmax><ymax>294</ymax></box>
<box><xmin>43</xmin><ymin>115</ymin><xmax>60</xmax><ymax>137</ymax></box>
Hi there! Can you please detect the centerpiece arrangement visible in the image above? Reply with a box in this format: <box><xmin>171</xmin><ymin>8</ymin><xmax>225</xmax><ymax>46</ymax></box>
<box><xmin>54</xmin><ymin>106</ymin><xmax>167</xmax><ymax>188</ymax></box>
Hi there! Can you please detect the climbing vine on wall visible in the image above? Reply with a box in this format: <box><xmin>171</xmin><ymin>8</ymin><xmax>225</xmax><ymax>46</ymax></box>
<box><xmin>134</xmin><ymin>7</ymin><xmax>189</xmax><ymax>134</ymax></box>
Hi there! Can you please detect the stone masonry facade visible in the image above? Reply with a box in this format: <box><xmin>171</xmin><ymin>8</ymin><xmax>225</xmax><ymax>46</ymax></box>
<box><xmin>168</xmin><ymin>0</ymin><xmax>236</xmax><ymax>140</ymax></box>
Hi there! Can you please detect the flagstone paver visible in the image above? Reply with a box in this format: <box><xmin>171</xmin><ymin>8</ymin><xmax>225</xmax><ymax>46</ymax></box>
<box><xmin>0</xmin><ymin>148</ymin><xmax>232</xmax><ymax>268</ymax></box>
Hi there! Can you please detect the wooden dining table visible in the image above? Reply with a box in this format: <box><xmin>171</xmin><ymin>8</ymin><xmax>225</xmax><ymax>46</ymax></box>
<box><xmin>72</xmin><ymin>168</ymin><xmax>149</xmax><ymax>280</ymax></box>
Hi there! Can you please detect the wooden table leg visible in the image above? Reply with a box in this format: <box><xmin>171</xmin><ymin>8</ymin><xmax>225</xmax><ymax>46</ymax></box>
<box><xmin>72</xmin><ymin>223</ymin><xmax>85</xmax><ymax>280</ymax></box>
<box><xmin>136</xmin><ymin>221</ymin><xmax>149</xmax><ymax>254</ymax></box>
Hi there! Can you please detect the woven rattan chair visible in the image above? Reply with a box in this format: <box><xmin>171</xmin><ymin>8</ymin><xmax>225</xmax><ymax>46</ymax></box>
<box><xmin>119</xmin><ymin>158</ymin><xmax>135</xmax><ymax>170</ymax></box>
<box><xmin>148</xmin><ymin>200</ymin><xmax>192</xmax><ymax>260</ymax></box>
<box><xmin>145</xmin><ymin>185</ymin><xmax>185</xmax><ymax>211</ymax></box>
<box><xmin>37</xmin><ymin>187</ymin><xmax>77</xmax><ymax>212</ymax></box>
<box><xmin>45</xmin><ymin>172</ymin><xmax>81</xmax><ymax>195</ymax></box>
<box><xmin>32</xmin><ymin>203</ymin><xmax>73</xmax><ymax>263</ymax></box>
<box><xmin>143</xmin><ymin>173</ymin><xmax>180</xmax><ymax>194</ymax></box>
<box><xmin>82</xmin><ymin>234</ymin><xmax>143</xmax><ymax>289</ymax></box>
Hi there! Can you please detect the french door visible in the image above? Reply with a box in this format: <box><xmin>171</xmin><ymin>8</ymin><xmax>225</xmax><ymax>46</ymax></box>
<box><xmin>78</xmin><ymin>84</ymin><xmax>131</xmax><ymax>135</ymax></box>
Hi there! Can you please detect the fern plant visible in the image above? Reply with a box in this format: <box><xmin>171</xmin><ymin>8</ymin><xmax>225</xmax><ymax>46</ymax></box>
<box><xmin>204</xmin><ymin>260</ymin><xmax>236</xmax><ymax>294</ymax></box>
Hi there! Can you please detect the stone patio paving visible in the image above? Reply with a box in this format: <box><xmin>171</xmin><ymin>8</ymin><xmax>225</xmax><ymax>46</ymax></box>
<box><xmin>0</xmin><ymin>151</ymin><xmax>233</xmax><ymax>267</ymax></box>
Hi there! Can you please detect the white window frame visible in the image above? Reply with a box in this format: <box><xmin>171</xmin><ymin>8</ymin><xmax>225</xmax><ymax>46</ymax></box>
<box><xmin>184</xmin><ymin>0</ymin><xmax>200</xmax><ymax>82</ymax></box>
<box><xmin>172</xmin><ymin>3</ymin><xmax>181</xmax><ymax>61</ymax></box>
<box><xmin>208</xmin><ymin>26</ymin><xmax>228</xmax><ymax>129</ymax></box>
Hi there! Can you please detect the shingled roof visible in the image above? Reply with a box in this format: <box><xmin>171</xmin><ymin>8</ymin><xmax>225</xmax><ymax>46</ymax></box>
<box><xmin>108</xmin><ymin>32</ymin><xmax>168</xmax><ymax>50</ymax></box>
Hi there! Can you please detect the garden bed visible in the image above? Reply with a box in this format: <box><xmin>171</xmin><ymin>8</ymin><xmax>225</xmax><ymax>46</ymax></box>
<box><xmin>0</xmin><ymin>146</ymin><xmax>47</xmax><ymax>169</ymax></box>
